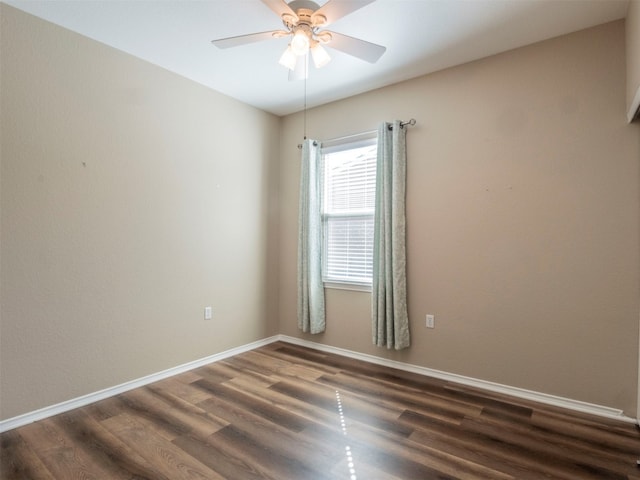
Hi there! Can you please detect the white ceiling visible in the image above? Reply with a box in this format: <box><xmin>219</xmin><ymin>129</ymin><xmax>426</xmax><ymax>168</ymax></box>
<box><xmin>4</xmin><ymin>0</ymin><xmax>630</xmax><ymax>116</ymax></box>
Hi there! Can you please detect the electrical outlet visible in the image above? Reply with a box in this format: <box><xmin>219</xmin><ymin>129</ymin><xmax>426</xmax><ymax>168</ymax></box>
<box><xmin>204</xmin><ymin>306</ymin><xmax>212</xmax><ymax>320</ymax></box>
<box><xmin>426</xmin><ymin>314</ymin><xmax>435</xmax><ymax>328</ymax></box>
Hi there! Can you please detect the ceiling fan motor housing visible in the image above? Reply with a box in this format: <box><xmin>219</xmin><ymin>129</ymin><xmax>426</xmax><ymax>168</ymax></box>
<box><xmin>283</xmin><ymin>3</ymin><xmax>326</xmax><ymax>29</ymax></box>
<box><xmin>287</xmin><ymin>0</ymin><xmax>321</xmax><ymax>14</ymax></box>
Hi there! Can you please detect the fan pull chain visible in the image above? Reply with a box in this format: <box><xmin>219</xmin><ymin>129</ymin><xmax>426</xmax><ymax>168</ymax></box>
<box><xmin>303</xmin><ymin>60</ymin><xmax>307</xmax><ymax>141</ymax></box>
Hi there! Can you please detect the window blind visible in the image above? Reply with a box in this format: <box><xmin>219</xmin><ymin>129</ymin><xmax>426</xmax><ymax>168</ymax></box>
<box><xmin>322</xmin><ymin>141</ymin><xmax>377</xmax><ymax>285</ymax></box>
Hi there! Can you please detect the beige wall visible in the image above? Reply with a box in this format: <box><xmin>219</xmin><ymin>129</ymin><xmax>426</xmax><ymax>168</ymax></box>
<box><xmin>2</xmin><ymin>6</ymin><xmax>639</xmax><ymax>423</ymax></box>
<box><xmin>0</xmin><ymin>5</ymin><xmax>280</xmax><ymax>420</ymax></box>
<box><xmin>634</xmin><ymin>0</ymin><xmax>640</xmax><ymax>422</ymax></box>
<box><xmin>279</xmin><ymin>21</ymin><xmax>640</xmax><ymax>415</ymax></box>
<box><xmin>628</xmin><ymin>0</ymin><xmax>640</xmax><ymax>121</ymax></box>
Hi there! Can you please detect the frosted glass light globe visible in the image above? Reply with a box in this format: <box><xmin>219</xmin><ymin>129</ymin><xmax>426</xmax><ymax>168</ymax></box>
<box><xmin>291</xmin><ymin>30</ymin><xmax>310</xmax><ymax>56</ymax></box>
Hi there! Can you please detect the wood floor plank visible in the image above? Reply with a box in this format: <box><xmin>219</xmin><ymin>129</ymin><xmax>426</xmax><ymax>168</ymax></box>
<box><xmin>532</xmin><ymin>409</ymin><xmax>640</xmax><ymax>454</ymax></box>
<box><xmin>270</xmin><ymin>377</ymin><xmax>414</xmax><ymax>438</ymax></box>
<box><xmin>278</xmin><ymin>362</ymin><xmax>329</xmax><ymax>381</ymax></box>
<box><xmin>52</xmin><ymin>410</ymin><xmax>169</xmax><ymax>480</ymax></box>
<box><xmin>405</xmin><ymin>408</ymin><xmax>631</xmax><ymax>480</ymax></box>
<box><xmin>209</xmin><ymin>424</ymin><xmax>336</xmax><ymax>480</ymax></box>
<box><xmin>172</xmin><ymin>431</ymin><xmax>276</xmax><ymax>480</ymax></box>
<box><xmin>317</xmin><ymin>370</ymin><xmax>482</xmax><ymax>423</ymax></box>
<box><xmin>402</xmin><ymin>414</ymin><xmax>544</xmax><ymax>479</ymax></box>
<box><xmin>116</xmin><ymin>388</ymin><xmax>197</xmax><ymax>441</ymax></box>
<box><xmin>189</xmin><ymin>363</ymin><xmax>236</xmax><ymax>385</ymax></box>
<box><xmin>462</xmin><ymin>415</ymin><xmax>631</xmax><ymax>480</ymax></box>
<box><xmin>17</xmin><ymin>417</ymin><xmax>132</xmax><ymax>480</ymax></box>
<box><xmin>193</xmin><ymin>390</ymin><xmax>345</xmax><ymax>479</ymax></box>
<box><xmin>215</xmin><ymin>359</ymin><xmax>277</xmax><ymax>386</ymax></box>
<box><xmin>196</xmin><ymin>385</ymin><xmax>343</xmax><ymax>464</ymax></box>
<box><xmin>151</xmin><ymin>375</ymin><xmax>212</xmax><ymax>405</ymax></box>
<box><xmin>2</xmin><ymin>340</ymin><xmax>639</xmax><ymax>480</ymax></box>
<box><xmin>445</xmin><ymin>384</ymin><xmax>539</xmax><ymax>415</ymax></box>
<box><xmin>267</xmin><ymin>343</ymin><xmax>340</xmax><ymax>369</ymax></box>
<box><xmin>212</xmin><ymin>371</ymin><xmax>340</xmax><ymax>427</ymax></box>
<box><xmin>346</xmin><ymin>422</ymin><xmax>511</xmax><ymax>480</ymax></box>
<box><xmin>220</xmin><ymin>351</ymin><xmax>287</xmax><ymax>377</ymax></box>
<box><xmin>475</xmin><ymin>407</ymin><xmax>640</xmax><ymax>473</ymax></box>
<box><xmin>145</xmin><ymin>383</ymin><xmax>229</xmax><ymax>440</ymax></box>
<box><xmin>193</xmin><ymin>377</ymin><xmax>311</xmax><ymax>433</ymax></box>
<box><xmin>82</xmin><ymin>395</ymin><xmax>126</xmax><ymax>422</ymax></box>
<box><xmin>217</xmin><ymin>362</ymin><xmax>278</xmax><ymax>390</ymax></box>
<box><xmin>0</xmin><ymin>430</ymin><xmax>55</xmax><ymax>480</ymax></box>
<box><xmin>101</xmin><ymin>413</ymin><xmax>224</xmax><ymax>480</ymax></box>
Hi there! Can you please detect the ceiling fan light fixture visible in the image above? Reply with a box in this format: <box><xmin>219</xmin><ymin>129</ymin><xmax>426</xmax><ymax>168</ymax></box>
<box><xmin>281</xmin><ymin>13</ymin><xmax>298</xmax><ymax>27</ymax></box>
<box><xmin>271</xmin><ymin>30</ymin><xmax>290</xmax><ymax>39</ymax></box>
<box><xmin>311</xmin><ymin>13</ymin><xmax>327</xmax><ymax>27</ymax></box>
<box><xmin>212</xmin><ymin>0</ymin><xmax>387</xmax><ymax>78</ymax></box>
<box><xmin>279</xmin><ymin>45</ymin><xmax>297</xmax><ymax>70</ymax></box>
<box><xmin>316</xmin><ymin>30</ymin><xmax>333</xmax><ymax>44</ymax></box>
<box><xmin>310</xmin><ymin>43</ymin><xmax>331</xmax><ymax>68</ymax></box>
<box><xmin>291</xmin><ymin>29</ymin><xmax>310</xmax><ymax>56</ymax></box>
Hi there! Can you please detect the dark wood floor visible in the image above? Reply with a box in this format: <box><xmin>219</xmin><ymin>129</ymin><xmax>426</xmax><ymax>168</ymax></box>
<box><xmin>2</xmin><ymin>341</ymin><xmax>640</xmax><ymax>479</ymax></box>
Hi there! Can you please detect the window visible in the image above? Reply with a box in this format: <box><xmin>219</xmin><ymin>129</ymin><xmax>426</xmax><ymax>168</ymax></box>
<box><xmin>321</xmin><ymin>133</ymin><xmax>377</xmax><ymax>289</ymax></box>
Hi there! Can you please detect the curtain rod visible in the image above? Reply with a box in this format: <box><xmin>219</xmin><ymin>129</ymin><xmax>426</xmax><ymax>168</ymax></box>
<box><xmin>297</xmin><ymin>118</ymin><xmax>417</xmax><ymax>149</ymax></box>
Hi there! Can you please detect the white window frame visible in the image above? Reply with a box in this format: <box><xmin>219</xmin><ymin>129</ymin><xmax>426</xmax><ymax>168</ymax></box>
<box><xmin>320</xmin><ymin>131</ymin><xmax>377</xmax><ymax>291</ymax></box>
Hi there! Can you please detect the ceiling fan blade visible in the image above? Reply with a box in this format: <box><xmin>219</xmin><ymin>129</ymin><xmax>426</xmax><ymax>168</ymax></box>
<box><xmin>289</xmin><ymin>54</ymin><xmax>309</xmax><ymax>81</ymax></box>
<box><xmin>312</xmin><ymin>0</ymin><xmax>376</xmax><ymax>26</ymax></box>
<box><xmin>211</xmin><ymin>31</ymin><xmax>281</xmax><ymax>49</ymax></box>
<box><xmin>261</xmin><ymin>0</ymin><xmax>298</xmax><ymax>20</ymax></box>
<box><xmin>325</xmin><ymin>31</ymin><xmax>386</xmax><ymax>63</ymax></box>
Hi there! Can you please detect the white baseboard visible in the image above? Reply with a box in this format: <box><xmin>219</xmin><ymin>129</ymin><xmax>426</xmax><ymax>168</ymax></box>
<box><xmin>276</xmin><ymin>334</ymin><xmax>637</xmax><ymax>424</ymax></box>
<box><xmin>0</xmin><ymin>336</ymin><xmax>280</xmax><ymax>433</ymax></box>
<box><xmin>2</xmin><ymin>333</ymin><xmax>635</xmax><ymax>433</ymax></box>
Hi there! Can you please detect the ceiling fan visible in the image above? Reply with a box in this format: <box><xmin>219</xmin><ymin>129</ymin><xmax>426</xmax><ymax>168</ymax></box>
<box><xmin>211</xmin><ymin>0</ymin><xmax>386</xmax><ymax>80</ymax></box>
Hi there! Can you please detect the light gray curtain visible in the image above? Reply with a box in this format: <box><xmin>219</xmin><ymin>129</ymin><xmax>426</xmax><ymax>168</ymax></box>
<box><xmin>372</xmin><ymin>121</ymin><xmax>410</xmax><ymax>349</ymax></box>
<box><xmin>297</xmin><ymin>139</ymin><xmax>326</xmax><ymax>334</ymax></box>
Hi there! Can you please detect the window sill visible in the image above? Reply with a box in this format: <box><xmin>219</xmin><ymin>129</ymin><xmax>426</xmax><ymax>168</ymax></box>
<box><xmin>323</xmin><ymin>281</ymin><xmax>371</xmax><ymax>293</ymax></box>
